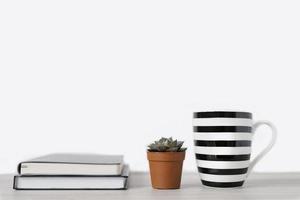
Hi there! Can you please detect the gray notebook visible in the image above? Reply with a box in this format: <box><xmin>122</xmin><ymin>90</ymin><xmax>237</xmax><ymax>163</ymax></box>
<box><xmin>18</xmin><ymin>153</ymin><xmax>124</xmax><ymax>176</ymax></box>
<box><xmin>14</xmin><ymin>165</ymin><xmax>129</xmax><ymax>190</ymax></box>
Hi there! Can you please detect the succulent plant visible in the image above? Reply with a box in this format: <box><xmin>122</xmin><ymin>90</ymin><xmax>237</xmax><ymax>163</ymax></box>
<box><xmin>148</xmin><ymin>137</ymin><xmax>187</xmax><ymax>152</ymax></box>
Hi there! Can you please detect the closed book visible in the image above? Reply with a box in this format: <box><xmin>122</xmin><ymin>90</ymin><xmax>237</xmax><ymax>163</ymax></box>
<box><xmin>18</xmin><ymin>153</ymin><xmax>123</xmax><ymax>176</ymax></box>
<box><xmin>13</xmin><ymin>165</ymin><xmax>129</xmax><ymax>190</ymax></box>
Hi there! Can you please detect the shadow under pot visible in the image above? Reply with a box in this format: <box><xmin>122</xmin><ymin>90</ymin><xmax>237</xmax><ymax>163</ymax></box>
<box><xmin>147</xmin><ymin>151</ymin><xmax>185</xmax><ymax>189</ymax></box>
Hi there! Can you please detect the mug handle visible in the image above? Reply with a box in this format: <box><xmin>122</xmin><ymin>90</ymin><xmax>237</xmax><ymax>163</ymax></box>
<box><xmin>247</xmin><ymin>120</ymin><xmax>277</xmax><ymax>176</ymax></box>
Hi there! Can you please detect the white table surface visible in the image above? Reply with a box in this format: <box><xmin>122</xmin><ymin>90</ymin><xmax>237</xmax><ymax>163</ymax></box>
<box><xmin>1</xmin><ymin>172</ymin><xmax>300</xmax><ymax>200</ymax></box>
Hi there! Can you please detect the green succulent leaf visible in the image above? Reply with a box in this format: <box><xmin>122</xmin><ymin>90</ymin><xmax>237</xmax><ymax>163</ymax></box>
<box><xmin>177</xmin><ymin>141</ymin><xmax>184</xmax><ymax>148</ymax></box>
<box><xmin>147</xmin><ymin>137</ymin><xmax>187</xmax><ymax>152</ymax></box>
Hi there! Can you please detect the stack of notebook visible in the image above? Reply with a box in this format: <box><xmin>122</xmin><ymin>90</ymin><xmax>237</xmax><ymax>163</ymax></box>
<box><xmin>13</xmin><ymin>153</ymin><xmax>129</xmax><ymax>190</ymax></box>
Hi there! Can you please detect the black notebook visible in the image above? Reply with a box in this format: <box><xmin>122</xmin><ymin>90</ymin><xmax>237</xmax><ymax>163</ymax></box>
<box><xmin>14</xmin><ymin>165</ymin><xmax>129</xmax><ymax>190</ymax></box>
<box><xmin>18</xmin><ymin>153</ymin><xmax>124</xmax><ymax>176</ymax></box>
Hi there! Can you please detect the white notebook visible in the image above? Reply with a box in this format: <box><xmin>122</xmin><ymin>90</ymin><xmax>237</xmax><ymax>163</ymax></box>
<box><xmin>18</xmin><ymin>153</ymin><xmax>124</xmax><ymax>176</ymax></box>
<box><xmin>14</xmin><ymin>165</ymin><xmax>129</xmax><ymax>190</ymax></box>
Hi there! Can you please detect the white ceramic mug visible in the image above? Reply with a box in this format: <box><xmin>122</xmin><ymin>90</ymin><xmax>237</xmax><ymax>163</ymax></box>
<box><xmin>193</xmin><ymin>111</ymin><xmax>277</xmax><ymax>188</ymax></box>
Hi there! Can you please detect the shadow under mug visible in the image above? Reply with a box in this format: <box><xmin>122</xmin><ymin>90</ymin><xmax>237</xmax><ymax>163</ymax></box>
<box><xmin>193</xmin><ymin>111</ymin><xmax>277</xmax><ymax>188</ymax></box>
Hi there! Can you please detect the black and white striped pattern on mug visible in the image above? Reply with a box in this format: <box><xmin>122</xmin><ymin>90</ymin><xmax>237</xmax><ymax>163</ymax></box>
<box><xmin>193</xmin><ymin>111</ymin><xmax>253</xmax><ymax>188</ymax></box>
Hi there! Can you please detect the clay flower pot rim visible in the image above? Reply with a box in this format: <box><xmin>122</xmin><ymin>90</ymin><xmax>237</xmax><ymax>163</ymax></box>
<box><xmin>147</xmin><ymin>151</ymin><xmax>186</xmax><ymax>154</ymax></box>
<box><xmin>147</xmin><ymin>151</ymin><xmax>186</xmax><ymax>162</ymax></box>
<box><xmin>147</xmin><ymin>150</ymin><xmax>186</xmax><ymax>152</ymax></box>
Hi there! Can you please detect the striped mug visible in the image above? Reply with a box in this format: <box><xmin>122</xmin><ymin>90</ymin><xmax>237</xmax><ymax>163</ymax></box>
<box><xmin>193</xmin><ymin>111</ymin><xmax>277</xmax><ymax>188</ymax></box>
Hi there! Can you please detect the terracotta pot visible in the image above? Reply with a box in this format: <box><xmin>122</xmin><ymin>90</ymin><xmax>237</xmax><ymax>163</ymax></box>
<box><xmin>147</xmin><ymin>151</ymin><xmax>185</xmax><ymax>189</ymax></box>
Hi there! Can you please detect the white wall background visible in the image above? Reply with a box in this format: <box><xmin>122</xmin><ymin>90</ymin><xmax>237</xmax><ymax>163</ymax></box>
<box><xmin>0</xmin><ymin>0</ymin><xmax>299</xmax><ymax>173</ymax></box>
